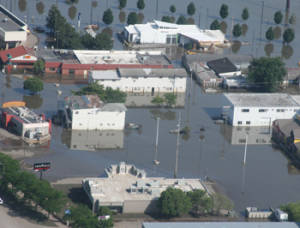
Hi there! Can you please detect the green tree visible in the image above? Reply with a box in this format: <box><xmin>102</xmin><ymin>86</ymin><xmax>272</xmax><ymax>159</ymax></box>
<box><xmin>69</xmin><ymin>205</ymin><xmax>100</xmax><ymax>228</ymax></box>
<box><xmin>151</xmin><ymin>96</ymin><xmax>164</xmax><ymax>106</ymax></box>
<box><xmin>33</xmin><ymin>59</ymin><xmax>45</xmax><ymax>75</ymax></box>
<box><xmin>210</xmin><ymin>19</ymin><xmax>220</xmax><ymax>30</ymax></box>
<box><xmin>164</xmin><ymin>93</ymin><xmax>177</xmax><ymax>107</ymax></box>
<box><xmin>187</xmin><ymin>190</ymin><xmax>213</xmax><ymax>216</ymax></box>
<box><xmin>274</xmin><ymin>11</ymin><xmax>283</xmax><ymax>24</ymax></box>
<box><xmin>289</xmin><ymin>14</ymin><xmax>296</xmax><ymax>25</ymax></box>
<box><xmin>161</xmin><ymin>16</ymin><xmax>172</xmax><ymax>23</ymax></box>
<box><xmin>158</xmin><ymin>187</ymin><xmax>192</xmax><ymax>217</ymax></box>
<box><xmin>242</xmin><ymin>8</ymin><xmax>249</xmax><ymax>20</ymax></box>
<box><xmin>103</xmin><ymin>9</ymin><xmax>114</xmax><ymax>25</ymax></box>
<box><xmin>127</xmin><ymin>12</ymin><xmax>138</xmax><ymax>25</ymax></box>
<box><xmin>212</xmin><ymin>193</ymin><xmax>234</xmax><ymax>215</ymax></box>
<box><xmin>81</xmin><ymin>33</ymin><xmax>95</xmax><ymax>49</ymax></box>
<box><xmin>219</xmin><ymin>4</ymin><xmax>229</xmax><ymax>19</ymax></box>
<box><xmin>170</xmin><ymin>5</ymin><xmax>176</xmax><ymax>14</ymax></box>
<box><xmin>283</xmin><ymin>28</ymin><xmax>295</xmax><ymax>43</ymax></box>
<box><xmin>119</xmin><ymin>0</ymin><xmax>127</xmax><ymax>9</ymax></box>
<box><xmin>23</xmin><ymin>77</ymin><xmax>44</xmax><ymax>94</ymax></box>
<box><xmin>176</xmin><ymin>16</ymin><xmax>187</xmax><ymax>25</ymax></box>
<box><xmin>248</xmin><ymin>57</ymin><xmax>287</xmax><ymax>92</ymax></box>
<box><xmin>281</xmin><ymin>202</ymin><xmax>300</xmax><ymax>221</ymax></box>
<box><xmin>94</xmin><ymin>32</ymin><xmax>113</xmax><ymax>50</ymax></box>
<box><xmin>187</xmin><ymin>2</ymin><xmax>196</xmax><ymax>16</ymax></box>
<box><xmin>265</xmin><ymin>27</ymin><xmax>274</xmax><ymax>41</ymax></box>
<box><xmin>137</xmin><ymin>0</ymin><xmax>145</xmax><ymax>10</ymax></box>
<box><xmin>232</xmin><ymin>24</ymin><xmax>242</xmax><ymax>37</ymax></box>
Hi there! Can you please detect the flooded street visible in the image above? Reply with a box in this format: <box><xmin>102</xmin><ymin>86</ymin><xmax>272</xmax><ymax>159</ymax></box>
<box><xmin>0</xmin><ymin>0</ymin><xmax>300</xmax><ymax>214</ymax></box>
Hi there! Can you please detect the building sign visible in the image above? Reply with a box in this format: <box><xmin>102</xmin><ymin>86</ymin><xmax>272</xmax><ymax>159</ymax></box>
<box><xmin>33</xmin><ymin>162</ymin><xmax>51</xmax><ymax>171</ymax></box>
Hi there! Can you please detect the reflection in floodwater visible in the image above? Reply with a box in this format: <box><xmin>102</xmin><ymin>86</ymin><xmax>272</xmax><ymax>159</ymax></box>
<box><xmin>220</xmin><ymin>21</ymin><xmax>227</xmax><ymax>34</ymax></box>
<box><xmin>187</xmin><ymin>17</ymin><xmax>195</xmax><ymax>25</ymax></box>
<box><xmin>241</xmin><ymin>24</ymin><xmax>248</xmax><ymax>36</ymax></box>
<box><xmin>61</xmin><ymin>129</ymin><xmax>124</xmax><ymax>151</ymax></box>
<box><xmin>137</xmin><ymin>13</ymin><xmax>144</xmax><ymax>23</ymax></box>
<box><xmin>5</xmin><ymin>75</ymin><xmax>11</xmax><ymax>88</ymax></box>
<box><xmin>220</xmin><ymin>125</ymin><xmax>272</xmax><ymax>145</ymax></box>
<box><xmin>281</xmin><ymin>44</ymin><xmax>293</xmax><ymax>59</ymax></box>
<box><xmin>18</xmin><ymin>0</ymin><xmax>27</xmax><ymax>12</ymax></box>
<box><xmin>126</xmin><ymin>93</ymin><xmax>185</xmax><ymax>108</ymax></box>
<box><xmin>288</xmin><ymin>162</ymin><xmax>300</xmax><ymax>175</ymax></box>
<box><xmin>273</xmin><ymin>26</ymin><xmax>282</xmax><ymax>39</ymax></box>
<box><xmin>102</xmin><ymin>27</ymin><xmax>113</xmax><ymax>37</ymax></box>
<box><xmin>264</xmin><ymin>43</ymin><xmax>274</xmax><ymax>56</ymax></box>
<box><xmin>68</xmin><ymin>6</ymin><xmax>77</xmax><ymax>20</ymax></box>
<box><xmin>149</xmin><ymin>109</ymin><xmax>176</xmax><ymax>121</ymax></box>
<box><xmin>92</xmin><ymin>1</ymin><xmax>98</xmax><ymax>8</ymax></box>
<box><xmin>231</xmin><ymin>41</ymin><xmax>241</xmax><ymax>54</ymax></box>
<box><xmin>119</xmin><ymin>11</ymin><xmax>126</xmax><ymax>23</ymax></box>
<box><xmin>36</xmin><ymin>1</ymin><xmax>44</xmax><ymax>15</ymax></box>
<box><xmin>23</xmin><ymin>94</ymin><xmax>43</xmax><ymax>109</ymax></box>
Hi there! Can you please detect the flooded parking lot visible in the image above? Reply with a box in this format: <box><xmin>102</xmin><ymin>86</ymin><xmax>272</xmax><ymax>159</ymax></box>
<box><xmin>0</xmin><ymin>0</ymin><xmax>300</xmax><ymax>213</ymax></box>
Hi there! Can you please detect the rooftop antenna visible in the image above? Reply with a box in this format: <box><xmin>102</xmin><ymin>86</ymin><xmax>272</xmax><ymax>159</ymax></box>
<box><xmin>174</xmin><ymin>112</ymin><xmax>181</xmax><ymax>178</ymax></box>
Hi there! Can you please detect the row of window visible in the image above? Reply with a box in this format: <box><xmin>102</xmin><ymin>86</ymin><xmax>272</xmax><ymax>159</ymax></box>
<box><xmin>237</xmin><ymin>121</ymin><xmax>251</xmax><ymax>125</ymax></box>
<box><xmin>78</xmin><ymin>123</ymin><xmax>116</xmax><ymax>126</ymax></box>
<box><xmin>241</xmin><ymin>109</ymin><xmax>297</xmax><ymax>113</ymax></box>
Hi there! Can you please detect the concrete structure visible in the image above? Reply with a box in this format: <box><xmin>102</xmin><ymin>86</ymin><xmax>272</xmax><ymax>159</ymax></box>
<box><xmin>274</xmin><ymin>209</ymin><xmax>288</xmax><ymax>221</ymax></box>
<box><xmin>62</xmin><ymin>95</ymin><xmax>126</xmax><ymax>130</ymax></box>
<box><xmin>89</xmin><ymin>68</ymin><xmax>187</xmax><ymax>94</ymax></box>
<box><xmin>221</xmin><ymin>126</ymin><xmax>272</xmax><ymax>145</ymax></box>
<box><xmin>0</xmin><ymin>101</ymin><xmax>51</xmax><ymax>143</ymax></box>
<box><xmin>82</xmin><ymin>162</ymin><xmax>207</xmax><ymax>213</ymax></box>
<box><xmin>223</xmin><ymin>93</ymin><xmax>300</xmax><ymax>126</ymax></box>
<box><xmin>124</xmin><ymin>20</ymin><xmax>226</xmax><ymax>47</ymax></box>
<box><xmin>0</xmin><ymin>5</ymin><xmax>27</xmax><ymax>49</ymax></box>
<box><xmin>40</xmin><ymin>49</ymin><xmax>172</xmax><ymax>78</ymax></box>
<box><xmin>0</xmin><ymin>46</ymin><xmax>36</xmax><ymax>72</ymax></box>
<box><xmin>62</xmin><ymin>130</ymin><xmax>124</xmax><ymax>150</ymax></box>
<box><xmin>142</xmin><ymin>222</ymin><xmax>299</xmax><ymax>228</ymax></box>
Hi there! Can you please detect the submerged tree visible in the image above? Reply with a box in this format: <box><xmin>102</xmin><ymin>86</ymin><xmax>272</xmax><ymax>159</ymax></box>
<box><xmin>274</xmin><ymin>11</ymin><xmax>283</xmax><ymax>24</ymax></box>
<box><xmin>232</xmin><ymin>24</ymin><xmax>242</xmax><ymax>37</ymax></box>
<box><xmin>283</xmin><ymin>28</ymin><xmax>295</xmax><ymax>43</ymax></box>
<box><xmin>187</xmin><ymin>2</ymin><xmax>196</xmax><ymax>16</ymax></box>
<box><xmin>210</xmin><ymin>19</ymin><xmax>220</xmax><ymax>30</ymax></box>
<box><xmin>127</xmin><ymin>12</ymin><xmax>138</xmax><ymax>25</ymax></box>
<box><xmin>219</xmin><ymin>4</ymin><xmax>229</xmax><ymax>19</ymax></box>
<box><xmin>24</xmin><ymin>77</ymin><xmax>44</xmax><ymax>94</ymax></box>
<box><xmin>242</xmin><ymin>8</ymin><xmax>249</xmax><ymax>20</ymax></box>
<box><xmin>265</xmin><ymin>27</ymin><xmax>274</xmax><ymax>41</ymax></box>
<box><xmin>103</xmin><ymin>9</ymin><xmax>114</xmax><ymax>25</ymax></box>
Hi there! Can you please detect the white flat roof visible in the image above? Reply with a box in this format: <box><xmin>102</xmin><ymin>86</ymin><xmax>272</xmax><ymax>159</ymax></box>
<box><xmin>89</xmin><ymin>70</ymin><xmax>120</xmax><ymax>80</ymax></box>
<box><xmin>224</xmin><ymin>93</ymin><xmax>300</xmax><ymax>107</ymax></box>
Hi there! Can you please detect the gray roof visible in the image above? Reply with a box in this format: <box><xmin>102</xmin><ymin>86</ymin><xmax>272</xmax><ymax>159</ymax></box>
<box><xmin>101</xmin><ymin>103</ymin><xmax>127</xmax><ymax>112</ymax></box>
<box><xmin>184</xmin><ymin>53</ymin><xmax>253</xmax><ymax>66</ymax></box>
<box><xmin>224</xmin><ymin>93</ymin><xmax>300</xmax><ymax>107</ymax></box>
<box><xmin>118</xmin><ymin>68</ymin><xmax>187</xmax><ymax>78</ymax></box>
<box><xmin>142</xmin><ymin>222</ymin><xmax>300</xmax><ymax>228</ymax></box>
<box><xmin>90</xmin><ymin>70</ymin><xmax>120</xmax><ymax>80</ymax></box>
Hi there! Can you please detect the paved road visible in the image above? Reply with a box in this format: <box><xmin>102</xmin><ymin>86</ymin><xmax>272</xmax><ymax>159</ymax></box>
<box><xmin>0</xmin><ymin>204</ymin><xmax>66</xmax><ymax>228</ymax></box>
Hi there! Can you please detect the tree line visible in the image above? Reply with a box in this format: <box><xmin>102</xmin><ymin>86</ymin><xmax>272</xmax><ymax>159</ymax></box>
<box><xmin>46</xmin><ymin>5</ymin><xmax>112</xmax><ymax>50</ymax></box>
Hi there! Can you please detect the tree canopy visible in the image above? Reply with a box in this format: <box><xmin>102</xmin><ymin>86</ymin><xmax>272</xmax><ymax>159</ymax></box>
<box><xmin>265</xmin><ymin>27</ymin><xmax>274</xmax><ymax>41</ymax></box>
<box><xmin>33</xmin><ymin>59</ymin><xmax>45</xmax><ymax>75</ymax></box>
<box><xmin>219</xmin><ymin>4</ymin><xmax>229</xmax><ymax>19</ymax></box>
<box><xmin>24</xmin><ymin>77</ymin><xmax>44</xmax><ymax>94</ymax></box>
<box><xmin>187</xmin><ymin>190</ymin><xmax>213</xmax><ymax>216</ymax></box>
<box><xmin>187</xmin><ymin>2</ymin><xmax>196</xmax><ymax>16</ymax></box>
<box><xmin>127</xmin><ymin>12</ymin><xmax>138</xmax><ymax>25</ymax></box>
<box><xmin>137</xmin><ymin>0</ymin><xmax>145</xmax><ymax>10</ymax></box>
<box><xmin>73</xmin><ymin>83</ymin><xmax>126</xmax><ymax>103</ymax></box>
<box><xmin>283</xmin><ymin>28</ymin><xmax>295</xmax><ymax>43</ymax></box>
<box><xmin>176</xmin><ymin>16</ymin><xmax>187</xmax><ymax>25</ymax></box>
<box><xmin>247</xmin><ymin>57</ymin><xmax>287</xmax><ymax>92</ymax></box>
<box><xmin>210</xmin><ymin>20</ymin><xmax>220</xmax><ymax>30</ymax></box>
<box><xmin>242</xmin><ymin>8</ymin><xmax>249</xmax><ymax>20</ymax></box>
<box><xmin>281</xmin><ymin>202</ymin><xmax>300</xmax><ymax>222</ymax></box>
<box><xmin>170</xmin><ymin>5</ymin><xmax>176</xmax><ymax>14</ymax></box>
<box><xmin>119</xmin><ymin>0</ymin><xmax>127</xmax><ymax>9</ymax></box>
<box><xmin>158</xmin><ymin>187</ymin><xmax>192</xmax><ymax>217</ymax></box>
<box><xmin>161</xmin><ymin>16</ymin><xmax>174</xmax><ymax>23</ymax></box>
<box><xmin>274</xmin><ymin>11</ymin><xmax>283</xmax><ymax>24</ymax></box>
<box><xmin>103</xmin><ymin>9</ymin><xmax>114</xmax><ymax>25</ymax></box>
<box><xmin>232</xmin><ymin>24</ymin><xmax>242</xmax><ymax>37</ymax></box>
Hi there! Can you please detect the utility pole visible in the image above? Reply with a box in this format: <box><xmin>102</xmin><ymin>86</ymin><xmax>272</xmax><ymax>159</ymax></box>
<box><xmin>174</xmin><ymin>112</ymin><xmax>181</xmax><ymax>178</ymax></box>
<box><xmin>243</xmin><ymin>134</ymin><xmax>248</xmax><ymax>165</ymax></box>
<box><xmin>154</xmin><ymin>117</ymin><xmax>160</xmax><ymax>164</ymax></box>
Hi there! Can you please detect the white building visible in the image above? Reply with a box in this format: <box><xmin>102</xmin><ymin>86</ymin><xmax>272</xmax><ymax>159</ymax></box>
<box><xmin>124</xmin><ymin>20</ymin><xmax>225</xmax><ymax>47</ymax></box>
<box><xmin>223</xmin><ymin>93</ymin><xmax>300</xmax><ymax>126</ymax></box>
<box><xmin>0</xmin><ymin>5</ymin><xmax>27</xmax><ymax>49</ymax></box>
<box><xmin>89</xmin><ymin>68</ymin><xmax>187</xmax><ymax>94</ymax></box>
<box><xmin>63</xmin><ymin>95</ymin><xmax>126</xmax><ymax>130</ymax></box>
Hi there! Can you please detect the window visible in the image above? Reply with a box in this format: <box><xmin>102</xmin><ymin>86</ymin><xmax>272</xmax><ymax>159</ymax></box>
<box><xmin>238</xmin><ymin>121</ymin><xmax>242</xmax><ymax>125</ymax></box>
<box><xmin>242</xmin><ymin>109</ymin><xmax>249</xmax><ymax>112</ymax></box>
<box><xmin>50</xmin><ymin>67</ymin><xmax>56</xmax><ymax>71</ymax></box>
<box><xmin>259</xmin><ymin>109</ymin><xmax>268</xmax><ymax>112</ymax></box>
<box><xmin>276</xmin><ymin>109</ymin><xmax>285</xmax><ymax>112</ymax></box>
<box><xmin>239</xmin><ymin>139</ymin><xmax>246</xmax><ymax>143</ymax></box>
<box><xmin>75</xmin><ymin>111</ymin><xmax>79</xmax><ymax>114</ymax></box>
<box><xmin>246</xmin><ymin>121</ymin><xmax>251</xmax><ymax>125</ymax></box>
<box><xmin>69</xmin><ymin>69</ymin><xmax>75</xmax><ymax>75</ymax></box>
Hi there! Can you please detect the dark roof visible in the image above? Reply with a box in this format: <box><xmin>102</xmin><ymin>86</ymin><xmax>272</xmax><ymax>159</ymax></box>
<box><xmin>206</xmin><ymin>57</ymin><xmax>238</xmax><ymax>74</ymax></box>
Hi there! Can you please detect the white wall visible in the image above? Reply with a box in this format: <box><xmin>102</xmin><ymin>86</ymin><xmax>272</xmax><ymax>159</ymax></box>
<box><xmin>90</xmin><ymin>76</ymin><xmax>186</xmax><ymax>93</ymax></box>
<box><xmin>229</xmin><ymin>106</ymin><xmax>299</xmax><ymax>126</ymax></box>
<box><xmin>71</xmin><ymin>108</ymin><xmax>126</xmax><ymax>130</ymax></box>
<box><xmin>3</xmin><ymin>30</ymin><xmax>27</xmax><ymax>42</ymax></box>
